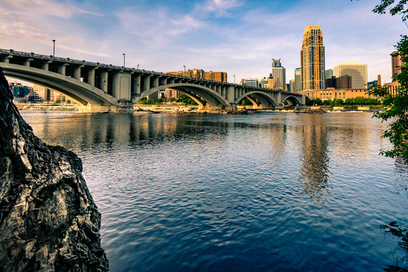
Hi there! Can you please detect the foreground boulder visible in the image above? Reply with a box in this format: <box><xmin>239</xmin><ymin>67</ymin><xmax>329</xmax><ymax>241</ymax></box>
<box><xmin>0</xmin><ymin>68</ymin><xmax>108</xmax><ymax>271</ymax></box>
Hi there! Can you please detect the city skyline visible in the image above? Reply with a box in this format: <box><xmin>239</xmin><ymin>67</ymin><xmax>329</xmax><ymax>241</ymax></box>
<box><xmin>1</xmin><ymin>0</ymin><xmax>406</xmax><ymax>86</ymax></box>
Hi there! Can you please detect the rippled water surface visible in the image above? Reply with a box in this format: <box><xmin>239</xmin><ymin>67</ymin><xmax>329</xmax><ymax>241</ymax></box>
<box><xmin>22</xmin><ymin>111</ymin><xmax>408</xmax><ymax>271</ymax></box>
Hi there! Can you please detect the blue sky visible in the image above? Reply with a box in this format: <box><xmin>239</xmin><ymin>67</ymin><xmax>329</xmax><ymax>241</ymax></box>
<box><xmin>1</xmin><ymin>0</ymin><xmax>406</xmax><ymax>85</ymax></box>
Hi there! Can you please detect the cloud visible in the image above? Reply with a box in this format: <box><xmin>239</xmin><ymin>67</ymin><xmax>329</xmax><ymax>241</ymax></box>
<box><xmin>117</xmin><ymin>7</ymin><xmax>205</xmax><ymax>48</ymax></box>
<box><xmin>201</xmin><ymin>0</ymin><xmax>243</xmax><ymax>14</ymax></box>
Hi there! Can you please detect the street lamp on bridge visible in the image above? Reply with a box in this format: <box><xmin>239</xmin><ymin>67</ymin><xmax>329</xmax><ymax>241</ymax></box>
<box><xmin>137</xmin><ymin>64</ymin><xmax>139</xmax><ymax>69</ymax></box>
<box><xmin>52</xmin><ymin>40</ymin><xmax>55</xmax><ymax>57</ymax></box>
<box><xmin>183</xmin><ymin>65</ymin><xmax>186</xmax><ymax>77</ymax></box>
<box><xmin>123</xmin><ymin>53</ymin><xmax>125</xmax><ymax>67</ymax></box>
<box><xmin>233</xmin><ymin>75</ymin><xmax>235</xmax><ymax>84</ymax></box>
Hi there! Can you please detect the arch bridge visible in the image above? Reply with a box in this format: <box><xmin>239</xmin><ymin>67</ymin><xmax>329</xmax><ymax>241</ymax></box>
<box><xmin>0</xmin><ymin>49</ymin><xmax>306</xmax><ymax>112</ymax></box>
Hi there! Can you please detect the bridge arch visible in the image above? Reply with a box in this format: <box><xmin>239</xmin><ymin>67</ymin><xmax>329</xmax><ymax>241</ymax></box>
<box><xmin>2</xmin><ymin>63</ymin><xmax>117</xmax><ymax>106</ymax></box>
<box><xmin>235</xmin><ymin>91</ymin><xmax>279</xmax><ymax>109</ymax></box>
<box><xmin>136</xmin><ymin>83</ymin><xmax>231</xmax><ymax>110</ymax></box>
<box><xmin>282</xmin><ymin>95</ymin><xmax>302</xmax><ymax>107</ymax></box>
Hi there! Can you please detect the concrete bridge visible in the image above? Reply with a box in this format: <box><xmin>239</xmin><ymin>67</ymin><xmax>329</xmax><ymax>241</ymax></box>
<box><xmin>0</xmin><ymin>49</ymin><xmax>306</xmax><ymax>112</ymax></box>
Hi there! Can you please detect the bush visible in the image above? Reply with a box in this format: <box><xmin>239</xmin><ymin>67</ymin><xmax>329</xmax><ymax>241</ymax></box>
<box><xmin>354</xmin><ymin>97</ymin><xmax>366</xmax><ymax>105</ymax></box>
<box><xmin>345</xmin><ymin>98</ymin><xmax>354</xmax><ymax>105</ymax></box>
<box><xmin>313</xmin><ymin>98</ymin><xmax>323</xmax><ymax>105</ymax></box>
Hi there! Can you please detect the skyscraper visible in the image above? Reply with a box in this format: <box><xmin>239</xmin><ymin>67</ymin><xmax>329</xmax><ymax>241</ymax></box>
<box><xmin>294</xmin><ymin>68</ymin><xmax>301</xmax><ymax>92</ymax></box>
<box><xmin>301</xmin><ymin>25</ymin><xmax>325</xmax><ymax>90</ymax></box>
<box><xmin>391</xmin><ymin>51</ymin><xmax>403</xmax><ymax>77</ymax></box>
<box><xmin>271</xmin><ymin>58</ymin><xmax>286</xmax><ymax>90</ymax></box>
<box><xmin>333</xmin><ymin>61</ymin><xmax>367</xmax><ymax>89</ymax></box>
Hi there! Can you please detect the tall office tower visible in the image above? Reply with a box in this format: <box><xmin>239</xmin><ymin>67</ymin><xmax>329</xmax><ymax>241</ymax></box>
<box><xmin>333</xmin><ymin>61</ymin><xmax>367</xmax><ymax>89</ymax></box>
<box><xmin>325</xmin><ymin>69</ymin><xmax>333</xmax><ymax>79</ymax></box>
<box><xmin>301</xmin><ymin>25</ymin><xmax>325</xmax><ymax>90</ymax></box>
<box><xmin>391</xmin><ymin>51</ymin><xmax>403</xmax><ymax>77</ymax></box>
<box><xmin>271</xmin><ymin>58</ymin><xmax>286</xmax><ymax>90</ymax></box>
<box><xmin>294</xmin><ymin>68</ymin><xmax>301</xmax><ymax>92</ymax></box>
<box><xmin>289</xmin><ymin>79</ymin><xmax>295</xmax><ymax>92</ymax></box>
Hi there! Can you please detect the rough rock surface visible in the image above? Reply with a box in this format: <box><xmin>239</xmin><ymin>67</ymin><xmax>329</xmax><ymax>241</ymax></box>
<box><xmin>0</xmin><ymin>68</ymin><xmax>109</xmax><ymax>271</ymax></box>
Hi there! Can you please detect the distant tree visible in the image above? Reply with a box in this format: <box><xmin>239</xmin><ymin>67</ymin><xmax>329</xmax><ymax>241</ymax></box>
<box><xmin>334</xmin><ymin>99</ymin><xmax>344</xmax><ymax>106</ymax></box>
<box><xmin>345</xmin><ymin>98</ymin><xmax>354</xmax><ymax>105</ymax></box>
<box><xmin>313</xmin><ymin>98</ymin><xmax>323</xmax><ymax>105</ymax></box>
<box><xmin>325</xmin><ymin>99</ymin><xmax>332</xmax><ymax>106</ymax></box>
<box><xmin>55</xmin><ymin>99</ymin><xmax>61</xmax><ymax>103</ymax></box>
<box><xmin>177</xmin><ymin>94</ymin><xmax>198</xmax><ymax>105</ymax></box>
<box><xmin>62</xmin><ymin>98</ymin><xmax>66</xmax><ymax>103</ymax></box>
<box><xmin>354</xmin><ymin>97</ymin><xmax>366</xmax><ymax>105</ymax></box>
<box><xmin>67</xmin><ymin>100</ymin><xmax>71</xmax><ymax>104</ymax></box>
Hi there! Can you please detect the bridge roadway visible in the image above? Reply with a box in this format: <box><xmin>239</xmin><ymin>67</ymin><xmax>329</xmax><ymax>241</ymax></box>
<box><xmin>0</xmin><ymin>49</ymin><xmax>306</xmax><ymax>112</ymax></box>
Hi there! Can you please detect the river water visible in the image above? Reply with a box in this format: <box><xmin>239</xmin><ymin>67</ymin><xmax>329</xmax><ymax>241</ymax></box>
<box><xmin>21</xmin><ymin>111</ymin><xmax>408</xmax><ymax>272</ymax></box>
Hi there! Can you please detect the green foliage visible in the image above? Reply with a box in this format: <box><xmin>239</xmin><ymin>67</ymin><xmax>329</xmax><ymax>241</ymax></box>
<box><xmin>139</xmin><ymin>97</ymin><xmax>156</xmax><ymax>104</ymax></box>
<box><xmin>176</xmin><ymin>94</ymin><xmax>198</xmax><ymax>105</ymax></box>
<box><xmin>240</xmin><ymin>98</ymin><xmax>252</xmax><ymax>105</ymax></box>
<box><xmin>55</xmin><ymin>99</ymin><xmax>61</xmax><ymax>103</ymax></box>
<box><xmin>67</xmin><ymin>100</ymin><xmax>71</xmax><ymax>104</ymax></box>
<box><xmin>361</xmin><ymin>0</ymin><xmax>408</xmax><ymax>162</ymax></box>
<box><xmin>62</xmin><ymin>98</ymin><xmax>66</xmax><ymax>103</ymax></box>
<box><xmin>345</xmin><ymin>98</ymin><xmax>354</xmax><ymax>105</ymax></box>
<box><xmin>354</xmin><ymin>96</ymin><xmax>366</xmax><ymax>104</ymax></box>
<box><xmin>372</xmin><ymin>0</ymin><xmax>408</xmax><ymax>21</ymax></box>
<box><xmin>324</xmin><ymin>99</ymin><xmax>332</xmax><ymax>106</ymax></box>
<box><xmin>334</xmin><ymin>99</ymin><xmax>344</xmax><ymax>106</ymax></box>
<box><xmin>313</xmin><ymin>98</ymin><xmax>323</xmax><ymax>105</ymax></box>
<box><xmin>370</xmin><ymin>35</ymin><xmax>408</xmax><ymax>163</ymax></box>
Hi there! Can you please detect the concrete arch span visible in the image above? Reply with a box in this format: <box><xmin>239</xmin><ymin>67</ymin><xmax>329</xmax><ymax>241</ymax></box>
<box><xmin>282</xmin><ymin>95</ymin><xmax>302</xmax><ymax>107</ymax></box>
<box><xmin>137</xmin><ymin>83</ymin><xmax>231</xmax><ymax>110</ymax></box>
<box><xmin>2</xmin><ymin>63</ymin><xmax>117</xmax><ymax>107</ymax></box>
<box><xmin>235</xmin><ymin>91</ymin><xmax>278</xmax><ymax>109</ymax></box>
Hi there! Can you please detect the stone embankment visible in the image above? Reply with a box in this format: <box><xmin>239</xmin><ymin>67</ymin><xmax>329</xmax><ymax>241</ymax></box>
<box><xmin>0</xmin><ymin>67</ymin><xmax>108</xmax><ymax>271</ymax></box>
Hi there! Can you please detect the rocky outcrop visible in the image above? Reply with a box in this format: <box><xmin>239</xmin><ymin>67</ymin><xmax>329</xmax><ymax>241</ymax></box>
<box><xmin>0</xmin><ymin>68</ymin><xmax>108</xmax><ymax>271</ymax></box>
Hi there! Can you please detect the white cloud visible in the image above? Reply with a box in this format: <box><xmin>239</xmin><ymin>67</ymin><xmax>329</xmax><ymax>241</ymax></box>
<box><xmin>117</xmin><ymin>7</ymin><xmax>205</xmax><ymax>49</ymax></box>
<box><xmin>201</xmin><ymin>0</ymin><xmax>243</xmax><ymax>14</ymax></box>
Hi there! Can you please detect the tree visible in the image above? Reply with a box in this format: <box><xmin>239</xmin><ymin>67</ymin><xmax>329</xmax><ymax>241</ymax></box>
<box><xmin>367</xmin><ymin>0</ymin><xmax>408</xmax><ymax>163</ymax></box>
<box><xmin>177</xmin><ymin>94</ymin><xmax>198</xmax><ymax>105</ymax></box>
<box><xmin>345</xmin><ymin>98</ymin><xmax>354</xmax><ymax>105</ymax></box>
<box><xmin>313</xmin><ymin>98</ymin><xmax>323</xmax><ymax>105</ymax></box>
<box><xmin>334</xmin><ymin>98</ymin><xmax>344</xmax><ymax>106</ymax></box>
<box><xmin>354</xmin><ymin>97</ymin><xmax>366</xmax><ymax>105</ymax></box>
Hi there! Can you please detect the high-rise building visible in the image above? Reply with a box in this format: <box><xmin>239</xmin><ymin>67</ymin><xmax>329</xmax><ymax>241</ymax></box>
<box><xmin>294</xmin><ymin>68</ymin><xmax>301</xmax><ymax>92</ymax></box>
<box><xmin>325</xmin><ymin>69</ymin><xmax>333</xmax><ymax>79</ymax></box>
<box><xmin>301</xmin><ymin>25</ymin><xmax>325</xmax><ymax>90</ymax></box>
<box><xmin>271</xmin><ymin>58</ymin><xmax>286</xmax><ymax>90</ymax></box>
<box><xmin>289</xmin><ymin>79</ymin><xmax>295</xmax><ymax>92</ymax></box>
<box><xmin>391</xmin><ymin>51</ymin><xmax>403</xmax><ymax>77</ymax></box>
<box><xmin>333</xmin><ymin>61</ymin><xmax>367</xmax><ymax>89</ymax></box>
<box><xmin>240</xmin><ymin>78</ymin><xmax>258</xmax><ymax>87</ymax></box>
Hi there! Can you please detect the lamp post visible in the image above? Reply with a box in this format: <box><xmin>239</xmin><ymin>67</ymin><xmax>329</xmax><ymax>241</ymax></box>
<box><xmin>183</xmin><ymin>65</ymin><xmax>186</xmax><ymax>76</ymax></box>
<box><xmin>233</xmin><ymin>75</ymin><xmax>235</xmax><ymax>84</ymax></box>
<box><xmin>137</xmin><ymin>64</ymin><xmax>140</xmax><ymax>69</ymax></box>
<box><xmin>52</xmin><ymin>40</ymin><xmax>55</xmax><ymax>57</ymax></box>
<box><xmin>123</xmin><ymin>53</ymin><xmax>125</xmax><ymax>67</ymax></box>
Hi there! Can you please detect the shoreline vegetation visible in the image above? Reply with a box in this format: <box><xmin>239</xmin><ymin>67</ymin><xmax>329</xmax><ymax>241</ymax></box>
<box><xmin>14</xmin><ymin>102</ymin><xmax>384</xmax><ymax>114</ymax></box>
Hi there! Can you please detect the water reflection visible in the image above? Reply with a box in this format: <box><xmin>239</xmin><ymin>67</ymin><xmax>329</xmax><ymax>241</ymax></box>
<box><xmin>298</xmin><ymin>122</ymin><xmax>332</xmax><ymax>204</ymax></box>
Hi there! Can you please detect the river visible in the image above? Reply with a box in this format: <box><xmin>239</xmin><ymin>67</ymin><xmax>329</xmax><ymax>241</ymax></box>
<box><xmin>21</xmin><ymin>110</ymin><xmax>408</xmax><ymax>272</ymax></box>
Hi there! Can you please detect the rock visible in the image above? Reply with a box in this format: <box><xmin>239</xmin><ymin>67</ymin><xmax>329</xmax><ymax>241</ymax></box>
<box><xmin>0</xmin><ymin>67</ymin><xmax>108</xmax><ymax>271</ymax></box>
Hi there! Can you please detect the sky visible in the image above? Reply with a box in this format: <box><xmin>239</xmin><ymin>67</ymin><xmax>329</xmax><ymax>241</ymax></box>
<box><xmin>1</xmin><ymin>0</ymin><xmax>407</xmax><ymax>86</ymax></box>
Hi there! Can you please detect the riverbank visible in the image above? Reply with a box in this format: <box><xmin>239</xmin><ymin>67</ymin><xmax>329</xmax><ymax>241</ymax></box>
<box><xmin>14</xmin><ymin>102</ymin><xmax>384</xmax><ymax>114</ymax></box>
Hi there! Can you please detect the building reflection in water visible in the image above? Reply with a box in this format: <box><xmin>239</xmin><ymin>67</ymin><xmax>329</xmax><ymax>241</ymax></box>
<box><xmin>298</xmin><ymin>119</ymin><xmax>332</xmax><ymax>205</ymax></box>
